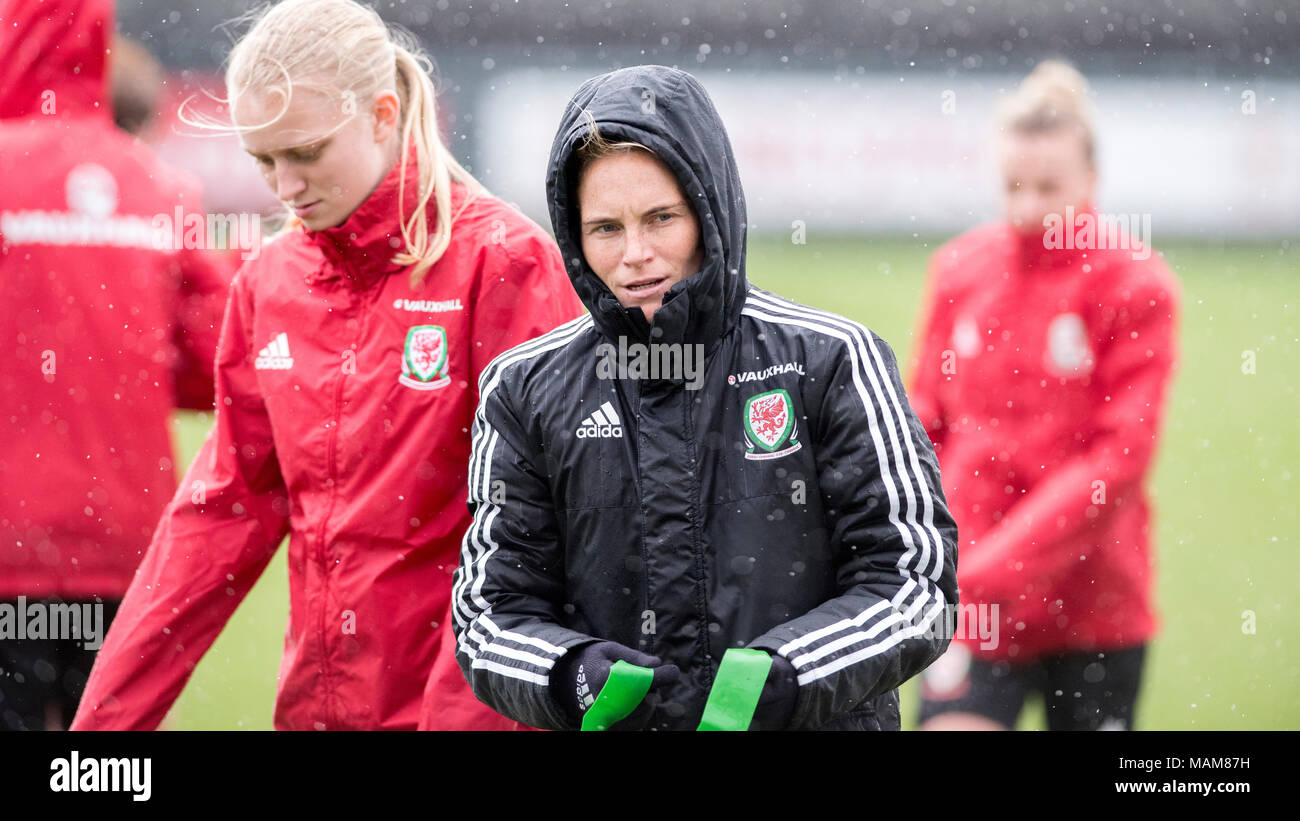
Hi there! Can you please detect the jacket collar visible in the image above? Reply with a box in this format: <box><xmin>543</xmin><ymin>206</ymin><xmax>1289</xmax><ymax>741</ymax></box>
<box><xmin>1012</xmin><ymin>203</ymin><xmax>1099</xmax><ymax>273</ymax></box>
<box><xmin>302</xmin><ymin>152</ymin><xmax>431</xmax><ymax>290</ymax></box>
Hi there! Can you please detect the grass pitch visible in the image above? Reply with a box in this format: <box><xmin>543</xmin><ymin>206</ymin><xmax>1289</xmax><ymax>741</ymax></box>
<box><xmin>164</xmin><ymin>235</ymin><xmax>1298</xmax><ymax>730</ymax></box>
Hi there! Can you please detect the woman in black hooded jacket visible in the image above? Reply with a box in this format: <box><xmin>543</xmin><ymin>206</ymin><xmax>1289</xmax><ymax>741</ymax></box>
<box><xmin>451</xmin><ymin>65</ymin><xmax>959</xmax><ymax>730</ymax></box>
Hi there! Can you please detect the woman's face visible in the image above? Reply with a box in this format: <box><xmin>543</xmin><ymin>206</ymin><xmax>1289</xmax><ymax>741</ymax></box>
<box><xmin>577</xmin><ymin>149</ymin><xmax>705</xmax><ymax>324</ymax></box>
<box><xmin>998</xmin><ymin>129</ymin><xmax>1096</xmax><ymax>236</ymax></box>
<box><xmin>236</xmin><ymin>85</ymin><xmax>399</xmax><ymax>230</ymax></box>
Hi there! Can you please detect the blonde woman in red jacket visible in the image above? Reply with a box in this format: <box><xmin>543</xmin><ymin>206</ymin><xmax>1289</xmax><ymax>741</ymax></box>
<box><xmin>71</xmin><ymin>0</ymin><xmax>583</xmax><ymax>730</ymax></box>
<box><xmin>910</xmin><ymin>61</ymin><xmax>1180</xmax><ymax>731</ymax></box>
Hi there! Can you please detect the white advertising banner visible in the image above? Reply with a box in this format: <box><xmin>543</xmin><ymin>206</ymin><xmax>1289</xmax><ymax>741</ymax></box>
<box><xmin>479</xmin><ymin>70</ymin><xmax>1300</xmax><ymax>239</ymax></box>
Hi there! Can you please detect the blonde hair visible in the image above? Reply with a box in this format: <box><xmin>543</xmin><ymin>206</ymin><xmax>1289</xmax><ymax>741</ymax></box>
<box><xmin>188</xmin><ymin>0</ymin><xmax>482</xmax><ymax>286</ymax></box>
<box><xmin>995</xmin><ymin>59</ymin><xmax>1097</xmax><ymax>166</ymax></box>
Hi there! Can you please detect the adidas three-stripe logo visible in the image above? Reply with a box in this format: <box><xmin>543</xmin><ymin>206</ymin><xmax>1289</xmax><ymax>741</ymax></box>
<box><xmin>575</xmin><ymin>400</ymin><xmax>623</xmax><ymax>439</ymax></box>
<box><xmin>255</xmin><ymin>332</ymin><xmax>293</xmax><ymax>370</ymax></box>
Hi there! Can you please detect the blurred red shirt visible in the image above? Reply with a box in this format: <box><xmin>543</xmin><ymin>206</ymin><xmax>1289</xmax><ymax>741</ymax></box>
<box><xmin>0</xmin><ymin>0</ymin><xmax>234</xmax><ymax>600</ymax></box>
<box><xmin>909</xmin><ymin>215</ymin><xmax>1180</xmax><ymax>663</ymax></box>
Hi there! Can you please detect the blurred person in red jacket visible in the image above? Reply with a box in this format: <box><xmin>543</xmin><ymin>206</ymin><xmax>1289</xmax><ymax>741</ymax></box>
<box><xmin>70</xmin><ymin>0</ymin><xmax>583</xmax><ymax>731</ymax></box>
<box><xmin>0</xmin><ymin>0</ymin><xmax>234</xmax><ymax>730</ymax></box>
<box><xmin>910</xmin><ymin>61</ymin><xmax>1180</xmax><ymax>731</ymax></box>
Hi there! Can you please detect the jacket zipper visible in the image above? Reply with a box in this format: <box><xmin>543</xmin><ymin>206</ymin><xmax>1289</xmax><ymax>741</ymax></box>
<box><xmin>312</xmin><ymin>283</ymin><xmax>372</xmax><ymax>729</ymax></box>
<box><xmin>682</xmin><ymin>385</ymin><xmax>714</xmax><ymax>689</ymax></box>
<box><xmin>623</xmin><ymin>380</ymin><xmax>654</xmax><ymax>659</ymax></box>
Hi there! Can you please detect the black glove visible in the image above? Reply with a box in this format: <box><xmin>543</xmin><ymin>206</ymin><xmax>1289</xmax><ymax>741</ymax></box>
<box><xmin>552</xmin><ymin>641</ymin><xmax>680</xmax><ymax>730</ymax></box>
<box><xmin>748</xmin><ymin>652</ymin><xmax>798</xmax><ymax>731</ymax></box>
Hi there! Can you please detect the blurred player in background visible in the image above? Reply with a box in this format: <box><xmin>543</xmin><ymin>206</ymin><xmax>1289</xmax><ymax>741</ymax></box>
<box><xmin>910</xmin><ymin>60</ymin><xmax>1180</xmax><ymax>730</ymax></box>
<box><xmin>110</xmin><ymin>34</ymin><xmax>165</xmax><ymax>139</ymax></box>
<box><xmin>0</xmin><ymin>0</ymin><xmax>232</xmax><ymax>730</ymax></box>
<box><xmin>71</xmin><ymin>0</ymin><xmax>582</xmax><ymax>730</ymax></box>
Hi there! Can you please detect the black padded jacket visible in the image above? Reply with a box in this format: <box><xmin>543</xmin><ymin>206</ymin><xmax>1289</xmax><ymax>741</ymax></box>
<box><xmin>451</xmin><ymin>65</ymin><xmax>959</xmax><ymax>730</ymax></box>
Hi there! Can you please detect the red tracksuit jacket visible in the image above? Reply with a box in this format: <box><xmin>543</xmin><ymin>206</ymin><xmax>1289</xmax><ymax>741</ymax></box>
<box><xmin>908</xmin><ymin>218</ymin><xmax>1180</xmax><ymax>663</ymax></box>
<box><xmin>0</xmin><ymin>0</ymin><xmax>233</xmax><ymax>600</ymax></box>
<box><xmin>71</xmin><ymin>152</ymin><xmax>585</xmax><ymax>729</ymax></box>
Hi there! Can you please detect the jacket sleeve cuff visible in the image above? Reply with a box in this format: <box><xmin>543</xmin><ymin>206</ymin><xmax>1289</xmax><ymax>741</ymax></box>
<box><xmin>743</xmin><ymin>638</ymin><xmax>814</xmax><ymax>729</ymax></box>
<box><xmin>459</xmin><ymin>618</ymin><xmax>598</xmax><ymax>731</ymax></box>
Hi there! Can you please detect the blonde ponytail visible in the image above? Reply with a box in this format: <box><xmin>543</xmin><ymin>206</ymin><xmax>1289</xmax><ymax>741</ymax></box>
<box><xmin>183</xmin><ymin>0</ymin><xmax>483</xmax><ymax>287</ymax></box>
<box><xmin>996</xmin><ymin>59</ymin><xmax>1097</xmax><ymax>165</ymax></box>
<box><xmin>390</xmin><ymin>41</ymin><xmax>483</xmax><ymax>287</ymax></box>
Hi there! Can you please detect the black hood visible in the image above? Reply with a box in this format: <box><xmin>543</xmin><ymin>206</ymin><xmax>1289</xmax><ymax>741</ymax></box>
<box><xmin>545</xmin><ymin>65</ymin><xmax>748</xmax><ymax>354</ymax></box>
